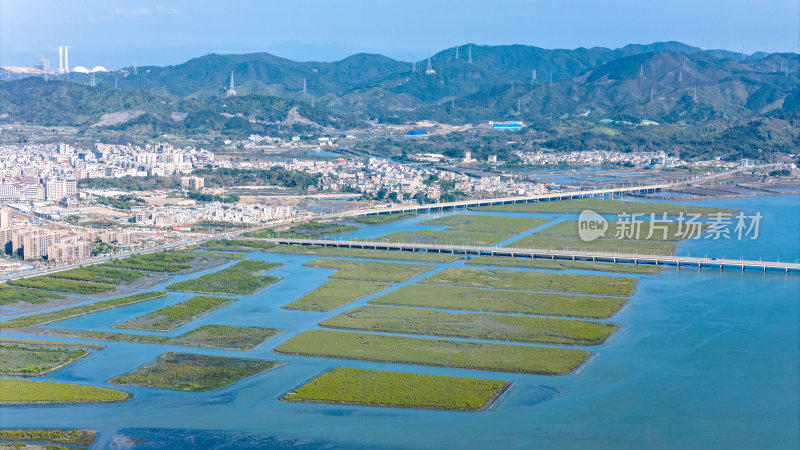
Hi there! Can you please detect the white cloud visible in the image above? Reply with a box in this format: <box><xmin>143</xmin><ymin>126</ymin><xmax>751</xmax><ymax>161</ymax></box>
<box><xmin>113</xmin><ymin>7</ymin><xmax>152</xmax><ymax>17</ymax></box>
<box><xmin>155</xmin><ymin>6</ymin><xmax>183</xmax><ymax>15</ymax></box>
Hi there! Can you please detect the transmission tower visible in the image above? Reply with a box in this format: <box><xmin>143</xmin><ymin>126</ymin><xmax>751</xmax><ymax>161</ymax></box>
<box><xmin>302</xmin><ymin>77</ymin><xmax>307</xmax><ymax>93</ymax></box>
<box><xmin>467</xmin><ymin>45</ymin><xmax>472</xmax><ymax>64</ymax></box>
<box><xmin>425</xmin><ymin>52</ymin><xmax>436</xmax><ymax>75</ymax></box>
<box><xmin>412</xmin><ymin>60</ymin><xmax>416</xmax><ymax>72</ymax></box>
<box><xmin>90</xmin><ymin>72</ymin><xmax>96</xmax><ymax>87</ymax></box>
<box><xmin>531</xmin><ymin>70</ymin><xmax>536</xmax><ymax>84</ymax></box>
<box><xmin>455</xmin><ymin>46</ymin><xmax>459</xmax><ymax>60</ymax></box>
<box><xmin>650</xmin><ymin>87</ymin><xmax>654</xmax><ymax>102</ymax></box>
<box><xmin>678</xmin><ymin>70</ymin><xmax>683</xmax><ymax>83</ymax></box>
<box><xmin>639</xmin><ymin>64</ymin><xmax>644</xmax><ymax>77</ymax></box>
<box><xmin>693</xmin><ymin>85</ymin><xmax>698</xmax><ymax>103</ymax></box>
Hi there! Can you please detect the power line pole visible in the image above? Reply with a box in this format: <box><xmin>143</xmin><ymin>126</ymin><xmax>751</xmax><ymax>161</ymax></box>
<box><xmin>531</xmin><ymin>70</ymin><xmax>536</xmax><ymax>85</ymax></box>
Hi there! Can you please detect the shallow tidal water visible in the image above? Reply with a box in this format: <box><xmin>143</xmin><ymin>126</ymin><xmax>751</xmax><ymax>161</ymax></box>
<box><xmin>1</xmin><ymin>195</ymin><xmax>798</xmax><ymax>449</ymax></box>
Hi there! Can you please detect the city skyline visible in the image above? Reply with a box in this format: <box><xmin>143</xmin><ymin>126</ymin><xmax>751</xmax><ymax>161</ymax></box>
<box><xmin>2</xmin><ymin>0</ymin><xmax>799</xmax><ymax>69</ymax></box>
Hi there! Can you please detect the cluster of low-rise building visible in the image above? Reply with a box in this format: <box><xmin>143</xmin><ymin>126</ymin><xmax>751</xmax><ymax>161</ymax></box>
<box><xmin>134</xmin><ymin>202</ymin><xmax>297</xmax><ymax>227</ymax></box>
<box><xmin>515</xmin><ymin>150</ymin><xmax>684</xmax><ymax>167</ymax></box>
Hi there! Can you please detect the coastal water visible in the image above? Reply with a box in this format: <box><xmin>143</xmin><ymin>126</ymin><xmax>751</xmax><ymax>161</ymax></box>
<box><xmin>1</xmin><ymin>196</ymin><xmax>798</xmax><ymax>449</ymax></box>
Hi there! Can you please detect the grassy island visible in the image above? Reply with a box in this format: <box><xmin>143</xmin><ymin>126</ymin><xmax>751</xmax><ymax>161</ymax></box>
<box><xmin>421</xmin><ymin>267</ymin><xmax>637</xmax><ymax>296</ymax></box>
<box><xmin>466</xmin><ymin>255</ymin><xmax>663</xmax><ymax>274</ymax></box>
<box><xmin>115</xmin><ymin>296</ymin><xmax>235</xmax><ymax>331</ymax></box>
<box><xmin>0</xmin><ymin>378</ymin><xmax>131</xmax><ymax>404</ymax></box>
<box><xmin>265</xmin><ymin>244</ymin><xmax>458</xmax><ymax>263</ymax></box>
<box><xmin>0</xmin><ymin>343</ymin><xmax>89</xmax><ymax>376</ymax></box>
<box><xmin>470</xmin><ymin>198</ymin><xmax>737</xmax><ymax>215</ymax></box>
<box><xmin>284</xmin><ymin>279</ymin><xmax>390</xmax><ymax>312</ymax></box>
<box><xmin>109</xmin><ymin>352</ymin><xmax>280</xmax><ymax>392</ymax></box>
<box><xmin>167</xmin><ymin>260</ymin><xmax>282</xmax><ymax>295</ymax></box>
<box><xmin>0</xmin><ymin>429</ymin><xmax>97</xmax><ymax>447</ymax></box>
<box><xmin>322</xmin><ymin>306</ymin><xmax>618</xmax><ymax>346</ymax></box>
<box><xmin>169</xmin><ymin>325</ymin><xmax>280</xmax><ymax>350</ymax></box>
<box><xmin>304</xmin><ymin>259</ymin><xmax>433</xmax><ymax>283</ymax></box>
<box><xmin>199</xmin><ymin>239</ymin><xmax>277</xmax><ymax>252</ymax></box>
<box><xmin>370</xmin><ymin>285</ymin><xmax>626</xmax><ymax>318</ymax></box>
<box><xmin>8</xmin><ymin>276</ymin><xmax>116</xmax><ymax>295</ymax></box>
<box><xmin>46</xmin><ymin>266</ymin><xmax>145</xmax><ymax>284</ymax></box>
<box><xmin>0</xmin><ymin>286</ymin><xmax>64</xmax><ymax>305</ymax></box>
<box><xmin>0</xmin><ymin>291</ymin><xmax>167</xmax><ymax>329</ymax></box>
<box><xmin>284</xmin><ymin>367</ymin><xmax>510</xmax><ymax>411</ymax></box>
<box><xmin>275</xmin><ymin>330</ymin><xmax>590</xmax><ymax>375</ymax></box>
<box><xmin>369</xmin><ymin>230</ymin><xmax>511</xmax><ymax>247</ymax></box>
<box><xmin>247</xmin><ymin>221</ymin><xmax>358</xmax><ymax>239</ymax></box>
<box><xmin>420</xmin><ymin>215</ymin><xmax>548</xmax><ymax>234</ymax></box>
<box><xmin>355</xmin><ymin>212</ymin><xmax>416</xmax><ymax>224</ymax></box>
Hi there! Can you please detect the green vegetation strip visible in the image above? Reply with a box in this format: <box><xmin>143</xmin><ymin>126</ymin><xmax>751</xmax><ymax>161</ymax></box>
<box><xmin>167</xmin><ymin>260</ymin><xmax>282</xmax><ymax>295</ymax></box>
<box><xmin>265</xmin><ymin>244</ymin><xmax>458</xmax><ymax>262</ymax></box>
<box><xmin>369</xmin><ymin>230</ymin><xmax>512</xmax><ymax>247</ymax></box>
<box><xmin>370</xmin><ymin>285</ymin><xmax>626</xmax><ymax>318</ymax></box>
<box><xmin>284</xmin><ymin>279</ymin><xmax>390</xmax><ymax>312</ymax></box>
<box><xmin>0</xmin><ymin>286</ymin><xmax>64</xmax><ymax>305</ymax></box>
<box><xmin>8</xmin><ymin>277</ymin><xmax>115</xmax><ymax>295</ymax></box>
<box><xmin>421</xmin><ymin>267</ymin><xmax>636</xmax><ymax>296</ymax></box>
<box><xmin>471</xmin><ymin>198</ymin><xmax>737</xmax><ymax>215</ymax></box>
<box><xmin>0</xmin><ymin>429</ymin><xmax>96</xmax><ymax>447</ymax></box>
<box><xmin>109</xmin><ymin>352</ymin><xmax>281</xmax><ymax>392</ymax></box>
<box><xmin>46</xmin><ymin>266</ymin><xmax>145</xmax><ymax>284</ymax></box>
<box><xmin>322</xmin><ymin>306</ymin><xmax>617</xmax><ymax>346</ymax></box>
<box><xmin>199</xmin><ymin>238</ymin><xmax>276</xmax><ymax>252</ymax></box>
<box><xmin>115</xmin><ymin>296</ymin><xmax>235</xmax><ymax>331</ymax></box>
<box><xmin>45</xmin><ymin>325</ymin><xmax>280</xmax><ymax>350</ymax></box>
<box><xmin>0</xmin><ymin>291</ymin><xmax>167</xmax><ymax>329</ymax></box>
<box><xmin>284</xmin><ymin>367</ymin><xmax>510</xmax><ymax>411</ymax></box>
<box><xmin>248</xmin><ymin>221</ymin><xmax>359</xmax><ymax>239</ymax></box>
<box><xmin>467</xmin><ymin>255</ymin><xmax>662</xmax><ymax>274</ymax></box>
<box><xmin>0</xmin><ymin>338</ymin><xmax>103</xmax><ymax>350</ymax></box>
<box><xmin>0</xmin><ymin>344</ymin><xmax>89</xmax><ymax>376</ymax></box>
<box><xmin>102</xmin><ymin>251</ymin><xmax>196</xmax><ymax>272</ymax></box>
<box><xmin>305</xmin><ymin>259</ymin><xmax>433</xmax><ymax>283</ymax></box>
<box><xmin>0</xmin><ymin>378</ymin><xmax>131</xmax><ymax>404</ymax></box>
<box><xmin>355</xmin><ymin>212</ymin><xmax>416</xmax><ymax>224</ymax></box>
<box><xmin>420</xmin><ymin>215</ymin><xmax>548</xmax><ymax>234</ymax></box>
<box><xmin>505</xmin><ymin>235</ymin><xmax>677</xmax><ymax>255</ymax></box>
<box><xmin>538</xmin><ymin>220</ymin><xmax>685</xmax><ymax>241</ymax></box>
<box><xmin>275</xmin><ymin>330</ymin><xmax>590</xmax><ymax>375</ymax></box>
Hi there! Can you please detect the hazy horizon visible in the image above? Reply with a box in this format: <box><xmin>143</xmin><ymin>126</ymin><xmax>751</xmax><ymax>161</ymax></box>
<box><xmin>2</xmin><ymin>0</ymin><xmax>799</xmax><ymax>69</ymax></box>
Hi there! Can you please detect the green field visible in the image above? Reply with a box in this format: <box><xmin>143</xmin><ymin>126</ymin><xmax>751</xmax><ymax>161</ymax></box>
<box><xmin>355</xmin><ymin>212</ymin><xmax>416</xmax><ymax>224</ymax></box>
<box><xmin>46</xmin><ymin>266</ymin><xmax>145</xmax><ymax>284</ymax></box>
<box><xmin>284</xmin><ymin>367</ymin><xmax>510</xmax><ymax>411</ymax></box>
<box><xmin>369</xmin><ymin>285</ymin><xmax>626</xmax><ymax>318</ymax></box>
<box><xmin>102</xmin><ymin>251</ymin><xmax>197</xmax><ymax>272</ymax></box>
<box><xmin>266</xmin><ymin>244</ymin><xmax>459</xmax><ymax>262</ymax></box>
<box><xmin>8</xmin><ymin>276</ymin><xmax>116</xmax><ymax>295</ymax></box>
<box><xmin>421</xmin><ymin>267</ymin><xmax>636</xmax><ymax>296</ymax></box>
<box><xmin>369</xmin><ymin>230</ymin><xmax>512</xmax><ymax>246</ymax></box>
<box><xmin>275</xmin><ymin>330</ymin><xmax>590</xmax><ymax>375</ymax></box>
<box><xmin>248</xmin><ymin>221</ymin><xmax>359</xmax><ymax>239</ymax></box>
<box><xmin>466</xmin><ymin>255</ymin><xmax>663</xmax><ymax>274</ymax></box>
<box><xmin>0</xmin><ymin>291</ymin><xmax>167</xmax><ymax>329</ymax></box>
<box><xmin>0</xmin><ymin>343</ymin><xmax>89</xmax><ymax>376</ymax></box>
<box><xmin>167</xmin><ymin>260</ymin><xmax>282</xmax><ymax>295</ymax></box>
<box><xmin>0</xmin><ymin>338</ymin><xmax>103</xmax><ymax>350</ymax></box>
<box><xmin>0</xmin><ymin>286</ymin><xmax>64</xmax><ymax>305</ymax></box>
<box><xmin>0</xmin><ymin>378</ymin><xmax>131</xmax><ymax>404</ymax></box>
<box><xmin>284</xmin><ymin>279</ymin><xmax>390</xmax><ymax>312</ymax></box>
<box><xmin>115</xmin><ymin>296</ymin><xmax>235</xmax><ymax>331</ymax></box>
<box><xmin>322</xmin><ymin>306</ymin><xmax>618</xmax><ymax>346</ymax></box>
<box><xmin>505</xmin><ymin>235</ymin><xmax>678</xmax><ymax>255</ymax></box>
<box><xmin>305</xmin><ymin>259</ymin><xmax>433</xmax><ymax>283</ymax></box>
<box><xmin>109</xmin><ymin>352</ymin><xmax>280</xmax><ymax>392</ymax></box>
<box><xmin>0</xmin><ymin>429</ymin><xmax>96</xmax><ymax>447</ymax></box>
<box><xmin>471</xmin><ymin>198</ymin><xmax>737</xmax><ymax>215</ymax></box>
<box><xmin>537</xmin><ymin>220</ymin><xmax>685</xmax><ymax>241</ymax></box>
<box><xmin>169</xmin><ymin>325</ymin><xmax>280</xmax><ymax>350</ymax></box>
<box><xmin>199</xmin><ymin>239</ymin><xmax>277</xmax><ymax>252</ymax></box>
<box><xmin>420</xmin><ymin>215</ymin><xmax>548</xmax><ymax>234</ymax></box>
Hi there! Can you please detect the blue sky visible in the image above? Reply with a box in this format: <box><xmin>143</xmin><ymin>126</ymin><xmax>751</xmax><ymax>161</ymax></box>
<box><xmin>1</xmin><ymin>0</ymin><xmax>798</xmax><ymax>69</ymax></box>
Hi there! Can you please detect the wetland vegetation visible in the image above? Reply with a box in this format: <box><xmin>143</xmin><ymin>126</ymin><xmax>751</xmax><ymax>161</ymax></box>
<box><xmin>167</xmin><ymin>260</ymin><xmax>282</xmax><ymax>295</ymax></box>
<box><xmin>284</xmin><ymin>367</ymin><xmax>510</xmax><ymax>411</ymax></box>
<box><xmin>0</xmin><ymin>378</ymin><xmax>131</xmax><ymax>404</ymax></box>
<box><xmin>370</xmin><ymin>285</ymin><xmax>627</xmax><ymax>318</ymax></box>
<box><xmin>0</xmin><ymin>343</ymin><xmax>89</xmax><ymax>376</ymax></box>
<box><xmin>283</xmin><ymin>279</ymin><xmax>390</xmax><ymax>312</ymax></box>
<box><xmin>0</xmin><ymin>429</ymin><xmax>96</xmax><ymax>447</ymax></box>
<box><xmin>275</xmin><ymin>330</ymin><xmax>590</xmax><ymax>375</ymax></box>
<box><xmin>421</xmin><ymin>267</ymin><xmax>637</xmax><ymax>296</ymax></box>
<box><xmin>420</xmin><ymin>215</ymin><xmax>548</xmax><ymax>234</ymax></box>
<box><xmin>0</xmin><ymin>286</ymin><xmax>64</xmax><ymax>305</ymax></box>
<box><xmin>8</xmin><ymin>276</ymin><xmax>116</xmax><ymax>295</ymax></box>
<box><xmin>304</xmin><ymin>259</ymin><xmax>433</xmax><ymax>283</ymax></box>
<box><xmin>466</xmin><ymin>255</ymin><xmax>663</xmax><ymax>274</ymax></box>
<box><xmin>109</xmin><ymin>352</ymin><xmax>280</xmax><ymax>392</ymax></box>
<box><xmin>321</xmin><ymin>306</ymin><xmax>618</xmax><ymax>346</ymax></box>
<box><xmin>265</xmin><ymin>244</ymin><xmax>458</xmax><ymax>262</ymax></box>
<box><xmin>369</xmin><ymin>230</ymin><xmax>511</xmax><ymax>247</ymax></box>
<box><xmin>115</xmin><ymin>296</ymin><xmax>235</xmax><ymax>331</ymax></box>
<box><xmin>355</xmin><ymin>213</ymin><xmax>416</xmax><ymax>224</ymax></box>
<box><xmin>471</xmin><ymin>198</ymin><xmax>737</xmax><ymax>215</ymax></box>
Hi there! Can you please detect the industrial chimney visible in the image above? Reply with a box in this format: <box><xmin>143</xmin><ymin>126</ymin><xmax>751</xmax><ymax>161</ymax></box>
<box><xmin>64</xmin><ymin>45</ymin><xmax>69</xmax><ymax>73</ymax></box>
<box><xmin>58</xmin><ymin>46</ymin><xmax>63</xmax><ymax>73</ymax></box>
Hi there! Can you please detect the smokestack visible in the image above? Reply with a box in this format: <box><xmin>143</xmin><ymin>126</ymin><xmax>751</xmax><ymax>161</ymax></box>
<box><xmin>64</xmin><ymin>45</ymin><xmax>69</xmax><ymax>73</ymax></box>
<box><xmin>58</xmin><ymin>46</ymin><xmax>63</xmax><ymax>73</ymax></box>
